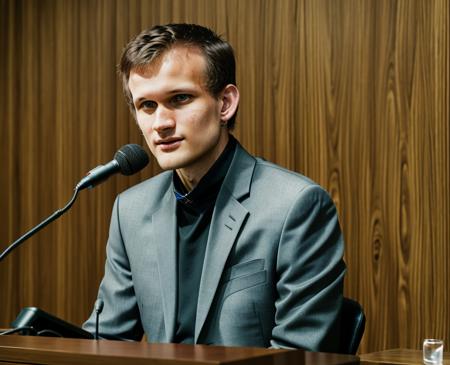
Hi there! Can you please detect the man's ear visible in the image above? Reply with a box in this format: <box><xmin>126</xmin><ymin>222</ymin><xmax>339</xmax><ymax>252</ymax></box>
<box><xmin>219</xmin><ymin>84</ymin><xmax>240</xmax><ymax>124</ymax></box>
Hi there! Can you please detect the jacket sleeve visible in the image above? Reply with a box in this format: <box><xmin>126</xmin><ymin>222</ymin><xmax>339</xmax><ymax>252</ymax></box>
<box><xmin>83</xmin><ymin>195</ymin><xmax>144</xmax><ymax>341</ymax></box>
<box><xmin>270</xmin><ymin>185</ymin><xmax>346</xmax><ymax>352</ymax></box>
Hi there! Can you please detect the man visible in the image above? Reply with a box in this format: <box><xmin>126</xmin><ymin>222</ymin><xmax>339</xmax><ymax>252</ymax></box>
<box><xmin>84</xmin><ymin>23</ymin><xmax>346</xmax><ymax>352</ymax></box>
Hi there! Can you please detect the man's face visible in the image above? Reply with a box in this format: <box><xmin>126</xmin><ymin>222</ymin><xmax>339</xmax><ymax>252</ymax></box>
<box><xmin>128</xmin><ymin>46</ymin><xmax>229</xmax><ymax>180</ymax></box>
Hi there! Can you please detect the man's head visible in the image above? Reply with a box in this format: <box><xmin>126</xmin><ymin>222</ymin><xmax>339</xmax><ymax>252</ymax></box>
<box><xmin>119</xmin><ymin>23</ymin><xmax>238</xmax><ymax>129</ymax></box>
<box><xmin>120</xmin><ymin>24</ymin><xmax>239</xmax><ymax>186</ymax></box>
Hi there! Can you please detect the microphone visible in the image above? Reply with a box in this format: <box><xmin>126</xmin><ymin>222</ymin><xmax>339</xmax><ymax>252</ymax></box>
<box><xmin>0</xmin><ymin>144</ymin><xmax>149</xmax><ymax>262</ymax></box>
<box><xmin>94</xmin><ymin>298</ymin><xmax>104</xmax><ymax>340</ymax></box>
<box><xmin>76</xmin><ymin>144</ymin><xmax>149</xmax><ymax>190</ymax></box>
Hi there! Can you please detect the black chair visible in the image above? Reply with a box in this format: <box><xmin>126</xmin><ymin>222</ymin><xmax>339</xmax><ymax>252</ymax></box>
<box><xmin>339</xmin><ymin>297</ymin><xmax>366</xmax><ymax>354</ymax></box>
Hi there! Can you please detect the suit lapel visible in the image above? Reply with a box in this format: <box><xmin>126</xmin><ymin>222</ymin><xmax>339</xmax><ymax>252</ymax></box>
<box><xmin>153</xmin><ymin>184</ymin><xmax>177</xmax><ymax>342</ymax></box>
<box><xmin>194</xmin><ymin>144</ymin><xmax>256</xmax><ymax>342</ymax></box>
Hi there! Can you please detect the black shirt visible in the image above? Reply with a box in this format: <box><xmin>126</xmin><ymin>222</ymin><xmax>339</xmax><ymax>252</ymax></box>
<box><xmin>173</xmin><ymin>136</ymin><xmax>237</xmax><ymax>344</ymax></box>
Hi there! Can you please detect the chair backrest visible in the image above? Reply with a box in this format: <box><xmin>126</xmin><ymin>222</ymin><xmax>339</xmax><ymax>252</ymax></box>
<box><xmin>339</xmin><ymin>297</ymin><xmax>366</xmax><ymax>354</ymax></box>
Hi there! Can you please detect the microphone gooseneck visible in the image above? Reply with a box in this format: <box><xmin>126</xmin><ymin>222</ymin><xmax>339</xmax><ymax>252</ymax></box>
<box><xmin>94</xmin><ymin>298</ymin><xmax>104</xmax><ymax>340</ymax></box>
<box><xmin>0</xmin><ymin>188</ymin><xmax>80</xmax><ymax>263</ymax></box>
<box><xmin>0</xmin><ymin>144</ymin><xmax>149</xmax><ymax>263</ymax></box>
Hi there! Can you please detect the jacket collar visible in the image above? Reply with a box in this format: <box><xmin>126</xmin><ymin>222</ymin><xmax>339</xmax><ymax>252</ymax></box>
<box><xmin>194</xmin><ymin>142</ymin><xmax>256</xmax><ymax>342</ymax></box>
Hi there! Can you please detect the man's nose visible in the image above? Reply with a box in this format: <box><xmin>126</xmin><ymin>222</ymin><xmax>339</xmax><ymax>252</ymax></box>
<box><xmin>153</xmin><ymin>107</ymin><xmax>176</xmax><ymax>133</ymax></box>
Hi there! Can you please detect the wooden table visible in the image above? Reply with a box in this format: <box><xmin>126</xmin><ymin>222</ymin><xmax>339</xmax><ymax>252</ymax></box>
<box><xmin>361</xmin><ymin>348</ymin><xmax>450</xmax><ymax>365</ymax></box>
<box><xmin>0</xmin><ymin>335</ymin><xmax>359</xmax><ymax>365</ymax></box>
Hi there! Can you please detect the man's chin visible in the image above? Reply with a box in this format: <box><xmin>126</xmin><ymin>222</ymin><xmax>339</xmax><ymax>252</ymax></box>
<box><xmin>155</xmin><ymin>156</ymin><xmax>187</xmax><ymax>171</ymax></box>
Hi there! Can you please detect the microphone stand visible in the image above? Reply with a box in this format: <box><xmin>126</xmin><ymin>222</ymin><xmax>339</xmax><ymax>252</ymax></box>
<box><xmin>0</xmin><ymin>188</ymin><xmax>80</xmax><ymax>263</ymax></box>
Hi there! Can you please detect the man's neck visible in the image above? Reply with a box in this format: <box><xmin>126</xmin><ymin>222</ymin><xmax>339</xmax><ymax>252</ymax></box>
<box><xmin>176</xmin><ymin>171</ymin><xmax>197</xmax><ymax>192</ymax></box>
<box><xmin>176</xmin><ymin>133</ymin><xmax>230</xmax><ymax>192</ymax></box>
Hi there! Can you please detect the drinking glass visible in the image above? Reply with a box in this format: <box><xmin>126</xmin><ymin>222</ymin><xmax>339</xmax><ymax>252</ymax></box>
<box><xmin>423</xmin><ymin>339</ymin><xmax>444</xmax><ymax>364</ymax></box>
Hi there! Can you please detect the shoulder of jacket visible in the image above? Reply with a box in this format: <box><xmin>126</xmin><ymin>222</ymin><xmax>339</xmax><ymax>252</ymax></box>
<box><xmin>118</xmin><ymin>170</ymin><xmax>172</xmax><ymax>201</ymax></box>
<box><xmin>253</xmin><ymin>157</ymin><xmax>318</xmax><ymax>190</ymax></box>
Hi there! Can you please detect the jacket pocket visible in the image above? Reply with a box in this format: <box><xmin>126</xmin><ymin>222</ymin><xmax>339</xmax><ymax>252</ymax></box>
<box><xmin>221</xmin><ymin>258</ymin><xmax>265</xmax><ymax>283</ymax></box>
<box><xmin>222</xmin><ymin>270</ymin><xmax>267</xmax><ymax>299</ymax></box>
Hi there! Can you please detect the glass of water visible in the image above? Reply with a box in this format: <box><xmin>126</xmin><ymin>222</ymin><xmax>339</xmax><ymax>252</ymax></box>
<box><xmin>423</xmin><ymin>339</ymin><xmax>444</xmax><ymax>364</ymax></box>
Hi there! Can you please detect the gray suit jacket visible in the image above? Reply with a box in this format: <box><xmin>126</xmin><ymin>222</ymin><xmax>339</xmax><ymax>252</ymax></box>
<box><xmin>84</xmin><ymin>143</ymin><xmax>346</xmax><ymax>351</ymax></box>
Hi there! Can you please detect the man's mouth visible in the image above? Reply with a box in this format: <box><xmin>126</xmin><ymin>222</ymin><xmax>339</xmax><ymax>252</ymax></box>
<box><xmin>155</xmin><ymin>137</ymin><xmax>183</xmax><ymax>151</ymax></box>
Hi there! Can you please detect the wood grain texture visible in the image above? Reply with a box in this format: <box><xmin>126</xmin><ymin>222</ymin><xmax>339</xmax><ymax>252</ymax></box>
<box><xmin>360</xmin><ymin>348</ymin><xmax>450</xmax><ymax>365</ymax></box>
<box><xmin>0</xmin><ymin>336</ymin><xmax>358</xmax><ymax>365</ymax></box>
<box><xmin>0</xmin><ymin>336</ymin><xmax>290</xmax><ymax>365</ymax></box>
<box><xmin>0</xmin><ymin>0</ymin><xmax>448</xmax><ymax>353</ymax></box>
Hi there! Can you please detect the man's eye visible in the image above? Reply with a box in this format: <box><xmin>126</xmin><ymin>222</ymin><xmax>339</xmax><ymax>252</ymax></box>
<box><xmin>140</xmin><ymin>100</ymin><xmax>157</xmax><ymax>110</ymax></box>
<box><xmin>172</xmin><ymin>94</ymin><xmax>191</xmax><ymax>104</ymax></box>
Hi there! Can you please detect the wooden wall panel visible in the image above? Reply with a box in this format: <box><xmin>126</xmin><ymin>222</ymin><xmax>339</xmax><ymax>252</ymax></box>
<box><xmin>0</xmin><ymin>0</ymin><xmax>448</xmax><ymax>353</ymax></box>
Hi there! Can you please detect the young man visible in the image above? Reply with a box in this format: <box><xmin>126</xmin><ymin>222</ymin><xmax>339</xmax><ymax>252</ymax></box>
<box><xmin>84</xmin><ymin>23</ymin><xmax>346</xmax><ymax>352</ymax></box>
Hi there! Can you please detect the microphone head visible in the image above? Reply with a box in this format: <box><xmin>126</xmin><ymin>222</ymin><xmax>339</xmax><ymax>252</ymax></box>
<box><xmin>114</xmin><ymin>144</ymin><xmax>149</xmax><ymax>176</ymax></box>
<box><xmin>94</xmin><ymin>298</ymin><xmax>104</xmax><ymax>313</ymax></box>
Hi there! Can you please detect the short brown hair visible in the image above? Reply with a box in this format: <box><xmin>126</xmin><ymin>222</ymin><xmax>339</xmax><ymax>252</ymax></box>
<box><xmin>119</xmin><ymin>23</ymin><xmax>238</xmax><ymax>129</ymax></box>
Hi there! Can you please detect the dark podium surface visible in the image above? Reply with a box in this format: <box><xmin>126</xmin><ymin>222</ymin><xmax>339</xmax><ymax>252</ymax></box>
<box><xmin>0</xmin><ymin>336</ymin><xmax>360</xmax><ymax>365</ymax></box>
